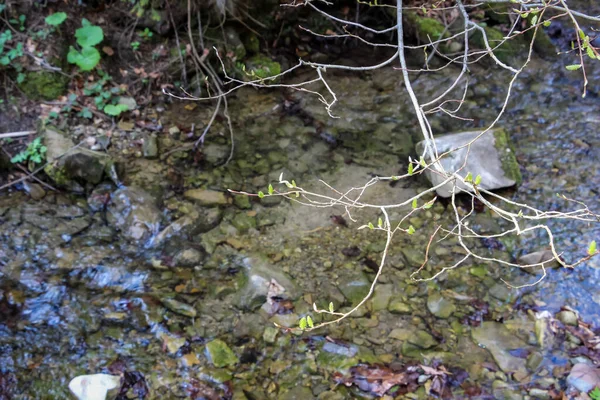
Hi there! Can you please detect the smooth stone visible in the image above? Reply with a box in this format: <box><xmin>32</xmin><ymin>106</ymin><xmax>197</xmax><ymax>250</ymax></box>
<box><xmin>535</xmin><ymin>311</ymin><xmax>556</xmax><ymax>350</ymax></box>
<box><xmin>518</xmin><ymin>249</ymin><xmax>560</xmax><ymax>269</ymax></box>
<box><xmin>337</xmin><ymin>273</ymin><xmax>370</xmax><ymax>306</ymax></box>
<box><xmin>408</xmin><ymin>330</ymin><xmax>437</xmax><ymax>349</ymax></box>
<box><xmin>472</xmin><ymin>321</ymin><xmax>529</xmax><ymax>376</ymax></box>
<box><xmin>416</xmin><ymin>128</ymin><xmax>521</xmax><ymax>198</ymax></box>
<box><xmin>142</xmin><ymin>135</ymin><xmax>158</xmax><ymax>159</ymax></box>
<box><xmin>23</xmin><ymin>181</ymin><xmax>46</xmax><ymax>200</ymax></box>
<box><xmin>231</xmin><ymin>212</ymin><xmax>257</xmax><ymax>233</ymax></box>
<box><xmin>184</xmin><ymin>189</ymin><xmax>228</xmax><ymax>206</ymax></box>
<box><xmin>566</xmin><ymin>363</ymin><xmax>600</xmax><ymax>392</ymax></box>
<box><xmin>173</xmin><ymin>248</ymin><xmax>204</xmax><ymax>267</ymax></box>
<box><xmin>235</xmin><ymin>255</ymin><xmax>299</xmax><ymax>310</ymax></box>
<box><xmin>205</xmin><ymin>339</ymin><xmax>239</xmax><ymax>368</ymax></box>
<box><xmin>162</xmin><ymin>298</ymin><xmax>197</xmax><ymax>317</ymax></box>
<box><xmin>557</xmin><ymin>310</ymin><xmax>578</xmax><ymax>326</ymax></box>
<box><xmin>427</xmin><ymin>292</ymin><xmax>456</xmax><ymax>318</ymax></box>
<box><xmin>371</xmin><ymin>284</ymin><xmax>393</xmax><ymax>311</ymax></box>
<box><xmin>68</xmin><ymin>374</ymin><xmax>121</xmax><ymax>400</ymax></box>
<box><xmin>388</xmin><ymin>300</ymin><xmax>412</xmax><ymax>314</ymax></box>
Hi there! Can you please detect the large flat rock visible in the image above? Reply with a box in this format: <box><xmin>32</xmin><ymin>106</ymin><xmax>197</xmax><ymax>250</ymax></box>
<box><xmin>416</xmin><ymin>129</ymin><xmax>522</xmax><ymax>198</ymax></box>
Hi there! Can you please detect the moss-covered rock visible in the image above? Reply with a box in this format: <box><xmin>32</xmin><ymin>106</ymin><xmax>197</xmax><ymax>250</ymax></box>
<box><xmin>471</xmin><ymin>25</ymin><xmax>526</xmax><ymax>64</ymax></box>
<box><xmin>245</xmin><ymin>54</ymin><xmax>281</xmax><ymax>81</ymax></box>
<box><xmin>406</xmin><ymin>12</ymin><xmax>449</xmax><ymax>42</ymax></box>
<box><xmin>493</xmin><ymin>128</ymin><xmax>522</xmax><ymax>184</ymax></box>
<box><xmin>205</xmin><ymin>339</ymin><xmax>239</xmax><ymax>368</ymax></box>
<box><xmin>19</xmin><ymin>71</ymin><xmax>68</xmax><ymax>101</ymax></box>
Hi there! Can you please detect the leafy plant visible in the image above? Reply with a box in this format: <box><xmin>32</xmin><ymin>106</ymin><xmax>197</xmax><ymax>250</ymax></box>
<box><xmin>0</xmin><ymin>30</ymin><xmax>24</xmax><ymax>66</ymax></box>
<box><xmin>81</xmin><ymin>73</ymin><xmax>129</xmax><ymax>117</ymax></box>
<box><xmin>131</xmin><ymin>41</ymin><xmax>140</xmax><ymax>51</ymax></box>
<box><xmin>139</xmin><ymin>28</ymin><xmax>153</xmax><ymax>40</ymax></box>
<box><xmin>590</xmin><ymin>387</ymin><xmax>600</xmax><ymax>400</ymax></box>
<box><xmin>68</xmin><ymin>18</ymin><xmax>104</xmax><ymax>71</ymax></box>
<box><xmin>11</xmin><ymin>137</ymin><xmax>47</xmax><ymax>164</ymax></box>
<box><xmin>45</xmin><ymin>12</ymin><xmax>67</xmax><ymax>27</ymax></box>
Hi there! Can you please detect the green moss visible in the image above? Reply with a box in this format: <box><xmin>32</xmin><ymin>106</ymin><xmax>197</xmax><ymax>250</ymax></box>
<box><xmin>245</xmin><ymin>54</ymin><xmax>281</xmax><ymax>81</ymax></box>
<box><xmin>471</xmin><ymin>25</ymin><xmax>526</xmax><ymax>64</ymax></box>
<box><xmin>19</xmin><ymin>71</ymin><xmax>68</xmax><ymax>101</ymax></box>
<box><xmin>407</xmin><ymin>12</ymin><xmax>449</xmax><ymax>42</ymax></box>
<box><xmin>492</xmin><ymin>128</ymin><xmax>522</xmax><ymax>184</ymax></box>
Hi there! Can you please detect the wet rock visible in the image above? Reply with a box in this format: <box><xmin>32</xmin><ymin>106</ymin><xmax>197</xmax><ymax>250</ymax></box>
<box><xmin>184</xmin><ymin>189</ymin><xmax>228</xmax><ymax>206</ymax></box>
<box><xmin>205</xmin><ymin>339</ymin><xmax>239</xmax><ymax>368</ymax></box>
<box><xmin>22</xmin><ymin>181</ymin><xmax>46</xmax><ymax>200</ymax></box>
<box><xmin>492</xmin><ymin>379</ymin><xmax>523</xmax><ymax>400</ymax></box>
<box><xmin>233</xmin><ymin>195</ymin><xmax>251</xmax><ymax>210</ymax></box>
<box><xmin>471</xmin><ymin>321</ymin><xmax>529</xmax><ymax>376</ymax></box>
<box><xmin>408</xmin><ymin>330</ymin><xmax>438</xmax><ymax>349</ymax></box>
<box><xmin>142</xmin><ymin>135</ymin><xmax>158</xmax><ymax>159</ymax></box>
<box><xmin>388</xmin><ymin>300</ymin><xmax>411</xmax><ymax>314</ymax></box>
<box><xmin>173</xmin><ymin>248</ymin><xmax>204</xmax><ymax>267</ymax></box>
<box><xmin>235</xmin><ymin>255</ymin><xmax>299</xmax><ymax>310</ymax></box>
<box><xmin>528</xmin><ymin>388</ymin><xmax>551</xmax><ymax>399</ymax></box>
<box><xmin>534</xmin><ymin>311</ymin><xmax>556</xmax><ymax>350</ymax></box>
<box><xmin>68</xmin><ymin>374</ymin><xmax>121</xmax><ymax>400</ymax></box>
<box><xmin>162</xmin><ymin>298</ymin><xmax>197</xmax><ymax>317</ymax></box>
<box><xmin>322</xmin><ymin>342</ymin><xmax>359</xmax><ymax>358</ymax></box>
<box><xmin>231</xmin><ymin>212</ymin><xmax>257</xmax><ymax>233</ymax></box>
<box><xmin>106</xmin><ymin>186</ymin><xmax>162</xmax><ymax>244</ymax></box>
<box><xmin>203</xmin><ymin>143</ymin><xmax>230</xmax><ymax>166</ymax></box>
<box><xmin>152</xmin><ymin>208</ymin><xmax>222</xmax><ymax>247</ymax></box>
<box><xmin>43</xmin><ymin>126</ymin><xmax>114</xmax><ymax>190</ymax></box>
<box><xmin>280</xmin><ymin>386</ymin><xmax>313</xmax><ymax>400</ymax></box>
<box><xmin>566</xmin><ymin>363</ymin><xmax>600</xmax><ymax>392</ymax></box>
<box><xmin>557</xmin><ymin>310</ymin><xmax>578</xmax><ymax>326</ymax></box>
<box><xmin>371</xmin><ymin>284</ymin><xmax>393</xmax><ymax>311</ymax></box>
<box><xmin>401</xmin><ymin>248</ymin><xmax>425</xmax><ymax>267</ymax></box>
<box><xmin>87</xmin><ymin>183</ymin><xmax>114</xmax><ymax>212</ymax></box>
<box><xmin>416</xmin><ymin>129</ymin><xmax>521</xmax><ymax>198</ymax></box>
<box><xmin>518</xmin><ymin>249</ymin><xmax>559</xmax><ymax>271</ymax></box>
<box><xmin>160</xmin><ymin>333</ymin><xmax>187</xmax><ymax>354</ymax></box>
<box><xmin>526</xmin><ymin>351</ymin><xmax>544</xmax><ymax>372</ymax></box>
<box><xmin>489</xmin><ymin>283</ymin><xmax>513</xmax><ymax>302</ymax></box>
<box><xmin>427</xmin><ymin>292</ymin><xmax>456</xmax><ymax>318</ymax></box>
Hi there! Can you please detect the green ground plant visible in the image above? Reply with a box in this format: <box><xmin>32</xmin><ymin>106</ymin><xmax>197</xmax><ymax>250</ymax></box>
<box><xmin>10</xmin><ymin>137</ymin><xmax>47</xmax><ymax>165</ymax></box>
<box><xmin>67</xmin><ymin>18</ymin><xmax>104</xmax><ymax>71</ymax></box>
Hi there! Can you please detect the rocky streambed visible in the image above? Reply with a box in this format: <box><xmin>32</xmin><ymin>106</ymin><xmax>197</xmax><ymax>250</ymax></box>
<box><xmin>1</xmin><ymin>50</ymin><xmax>600</xmax><ymax>400</ymax></box>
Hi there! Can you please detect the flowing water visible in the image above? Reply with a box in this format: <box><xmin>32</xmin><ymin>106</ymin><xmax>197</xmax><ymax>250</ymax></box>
<box><xmin>1</xmin><ymin>32</ymin><xmax>600</xmax><ymax>399</ymax></box>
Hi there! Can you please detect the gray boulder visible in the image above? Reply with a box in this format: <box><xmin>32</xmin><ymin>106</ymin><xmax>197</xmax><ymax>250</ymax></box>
<box><xmin>567</xmin><ymin>363</ymin><xmax>600</xmax><ymax>393</ymax></box>
<box><xmin>471</xmin><ymin>321</ymin><xmax>529</xmax><ymax>376</ymax></box>
<box><xmin>416</xmin><ymin>129</ymin><xmax>521</xmax><ymax>198</ymax></box>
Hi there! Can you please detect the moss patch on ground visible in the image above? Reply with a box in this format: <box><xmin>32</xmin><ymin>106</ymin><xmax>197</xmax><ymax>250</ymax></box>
<box><xmin>19</xmin><ymin>71</ymin><xmax>68</xmax><ymax>101</ymax></box>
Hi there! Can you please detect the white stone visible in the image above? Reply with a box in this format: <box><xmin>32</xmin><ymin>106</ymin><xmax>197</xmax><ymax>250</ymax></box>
<box><xmin>68</xmin><ymin>374</ymin><xmax>121</xmax><ymax>400</ymax></box>
<box><xmin>415</xmin><ymin>129</ymin><xmax>520</xmax><ymax>198</ymax></box>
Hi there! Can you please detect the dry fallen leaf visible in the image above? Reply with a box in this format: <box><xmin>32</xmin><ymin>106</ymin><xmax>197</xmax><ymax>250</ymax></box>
<box><xmin>102</xmin><ymin>46</ymin><xmax>114</xmax><ymax>56</ymax></box>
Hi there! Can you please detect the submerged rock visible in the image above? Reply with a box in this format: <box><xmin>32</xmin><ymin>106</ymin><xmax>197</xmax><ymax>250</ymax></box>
<box><xmin>184</xmin><ymin>189</ymin><xmax>228</xmax><ymax>206</ymax></box>
<box><xmin>427</xmin><ymin>292</ymin><xmax>456</xmax><ymax>319</ymax></box>
<box><xmin>205</xmin><ymin>339</ymin><xmax>239</xmax><ymax>368</ymax></box>
<box><xmin>68</xmin><ymin>374</ymin><xmax>121</xmax><ymax>400</ymax></box>
<box><xmin>566</xmin><ymin>363</ymin><xmax>600</xmax><ymax>393</ymax></box>
<box><xmin>416</xmin><ymin>129</ymin><xmax>521</xmax><ymax>198</ymax></box>
<box><xmin>235</xmin><ymin>255</ymin><xmax>299</xmax><ymax>310</ymax></box>
<box><xmin>337</xmin><ymin>273</ymin><xmax>371</xmax><ymax>306</ymax></box>
<box><xmin>106</xmin><ymin>186</ymin><xmax>162</xmax><ymax>244</ymax></box>
<box><xmin>471</xmin><ymin>321</ymin><xmax>529</xmax><ymax>376</ymax></box>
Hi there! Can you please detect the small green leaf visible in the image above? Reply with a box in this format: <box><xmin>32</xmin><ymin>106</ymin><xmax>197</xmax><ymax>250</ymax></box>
<box><xmin>45</xmin><ymin>12</ymin><xmax>67</xmax><ymax>26</ymax></box>
<box><xmin>368</xmin><ymin>222</ymin><xmax>374</xmax><ymax>230</ymax></box>
<box><xmin>464</xmin><ymin>172</ymin><xmax>473</xmax><ymax>183</ymax></box>
<box><xmin>328</xmin><ymin>302</ymin><xmax>334</xmax><ymax>313</ymax></box>
<box><xmin>588</xmin><ymin>240</ymin><xmax>597</xmax><ymax>256</ymax></box>
<box><xmin>578</xmin><ymin>29</ymin><xmax>586</xmax><ymax>40</ymax></box>
<box><xmin>299</xmin><ymin>317</ymin><xmax>307</xmax><ymax>330</ymax></box>
<box><xmin>586</xmin><ymin>46</ymin><xmax>596</xmax><ymax>60</ymax></box>
<box><xmin>517</xmin><ymin>210</ymin><xmax>523</xmax><ymax>218</ymax></box>
<box><xmin>419</xmin><ymin>157</ymin><xmax>426</xmax><ymax>167</ymax></box>
<box><xmin>306</xmin><ymin>316</ymin><xmax>314</xmax><ymax>328</ymax></box>
<box><xmin>412</xmin><ymin>198</ymin><xmax>417</xmax><ymax>209</ymax></box>
<box><xmin>531</xmin><ymin>15</ymin><xmax>538</xmax><ymax>26</ymax></box>
<box><xmin>589</xmin><ymin>387</ymin><xmax>600</xmax><ymax>400</ymax></box>
<box><xmin>543</xmin><ymin>20</ymin><xmax>551</xmax><ymax>27</ymax></box>
<box><xmin>291</xmin><ymin>180</ymin><xmax>297</xmax><ymax>188</ymax></box>
<box><xmin>566</xmin><ymin>64</ymin><xmax>582</xmax><ymax>71</ymax></box>
<box><xmin>104</xmin><ymin>104</ymin><xmax>126</xmax><ymax>116</ymax></box>
<box><xmin>268</xmin><ymin>184</ymin><xmax>274</xmax><ymax>195</ymax></box>
<box><xmin>407</xmin><ymin>225</ymin><xmax>416</xmax><ymax>235</ymax></box>
<box><xmin>408</xmin><ymin>163</ymin><xmax>414</xmax><ymax>176</ymax></box>
<box><xmin>474</xmin><ymin>175</ymin><xmax>482</xmax><ymax>185</ymax></box>
<box><xmin>423</xmin><ymin>199</ymin><xmax>435</xmax><ymax>209</ymax></box>
<box><xmin>391</xmin><ymin>175</ymin><xmax>399</xmax><ymax>181</ymax></box>
<box><xmin>378</xmin><ymin>217</ymin><xmax>383</xmax><ymax>228</ymax></box>
<box><xmin>257</xmin><ymin>191</ymin><xmax>265</xmax><ymax>199</ymax></box>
